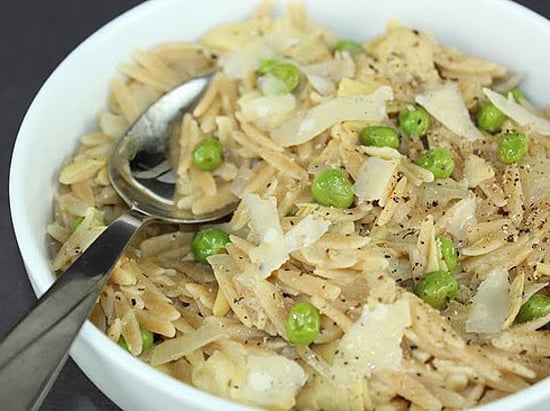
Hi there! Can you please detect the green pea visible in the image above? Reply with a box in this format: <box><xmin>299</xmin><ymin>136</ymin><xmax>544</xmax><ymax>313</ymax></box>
<box><xmin>191</xmin><ymin>227</ymin><xmax>231</xmax><ymax>264</ymax></box>
<box><xmin>258</xmin><ymin>58</ymin><xmax>300</xmax><ymax>94</ymax></box>
<box><xmin>476</xmin><ymin>101</ymin><xmax>506</xmax><ymax>134</ymax></box>
<box><xmin>359</xmin><ymin>126</ymin><xmax>400</xmax><ymax>149</ymax></box>
<box><xmin>70</xmin><ymin>216</ymin><xmax>85</xmax><ymax>231</ymax></box>
<box><xmin>334</xmin><ymin>39</ymin><xmax>364</xmax><ymax>56</ymax></box>
<box><xmin>415</xmin><ymin>270</ymin><xmax>459</xmax><ymax>310</ymax></box>
<box><xmin>311</xmin><ymin>169</ymin><xmax>355</xmax><ymax>209</ymax></box>
<box><xmin>118</xmin><ymin>336</ymin><xmax>128</xmax><ymax>351</ymax></box>
<box><xmin>192</xmin><ymin>137</ymin><xmax>223</xmax><ymax>171</ymax></box>
<box><xmin>508</xmin><ymin>87</ymin><xmax>527</xmax><ymax>102</ymax></box>
<box><xmin>286</xmin><ymin>302</ymin><xmax>321</xmax><ymax>345</ymax></box>
<box><xmin>437</xmin><ymin>236</ymin><xmax>458</xmax><ymax>271</ymax></box>
<box><xmin>496</xmin><ymin>131</ymin><xmax>528</xmax><ymax>164</ymax></box>
<box><xmin>141</xmin><ymin>328</ymin><xmax>155</xmax><ymax>351</ymax></box>
<box><xmin>516</xmin><ymin>294</ymin><xmax>550</xmax><ymax>326</ymax></box>
<box><xmin>415</xmin><ymin>148</ymin><xmax>455</xmax><ymax>179</ymax></box>
<box><xmin>258</xmin><ymin>58</ymin><xmax>279</xmax><ymax>75</ymax></box>
<box><xmin>118</xmin><ymin>327</ymin><xmax>155</xmax><ymax>353</ymax></box>
<box><xmin>398</xmin><ymin>105</ymin><xmax>431</xmax><ymax>138</ymax></box>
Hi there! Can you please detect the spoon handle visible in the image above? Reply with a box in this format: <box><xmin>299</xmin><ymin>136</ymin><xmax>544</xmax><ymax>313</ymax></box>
<box><xmin>0</xmin><ymin>208</ymin><xmax>146</xmax><ymax>411</ymax></box>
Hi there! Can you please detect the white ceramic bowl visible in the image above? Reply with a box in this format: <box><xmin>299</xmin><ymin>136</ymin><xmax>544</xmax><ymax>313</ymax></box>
<box><xmin>9</xmin><ymin>0</ymin><xmax>550</xmax><ymax>409</ymax></box>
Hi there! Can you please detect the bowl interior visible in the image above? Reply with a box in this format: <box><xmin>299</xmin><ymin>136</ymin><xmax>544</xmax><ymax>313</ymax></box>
<box><xmin>9</xmin><ymin>0</ymin><xmax>550</xmax><ymax>410</ymax></box>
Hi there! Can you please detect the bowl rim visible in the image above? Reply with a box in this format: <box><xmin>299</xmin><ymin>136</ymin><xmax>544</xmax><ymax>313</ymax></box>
<box><xmin>8</xmin><ymin>0</ymin><xmax>550</xmax><ymax>410</ymax></box>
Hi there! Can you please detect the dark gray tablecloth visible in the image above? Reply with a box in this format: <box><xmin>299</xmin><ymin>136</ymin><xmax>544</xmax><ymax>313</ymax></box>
<box><xmin>0</xmin><ymin>1</ymin><xmax>548</xmax><ymax>410</ymax></box>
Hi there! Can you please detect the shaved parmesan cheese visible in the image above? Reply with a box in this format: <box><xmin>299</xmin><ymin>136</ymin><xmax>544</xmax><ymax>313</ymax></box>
<box><xmin>266</xmin><ymin>15</ymin><xmax>332</xmax><ymax>64</ymax></box>
<box><xmin>220</xmin><ymin>40</ymin><xmax>274</xmax><ymax>79</ymax></box>
<box><xmin>285</xmin><ymin>215</ymin><xmax>331</xmax><ymax>250</ymax></box>
<box><xmin>193</xmin><ymin>349</ymin><xmax>306</xmax><ymax>410</ymax></box>
<box><xmin>242</xmin><ymin>194</ymin><xmax>283</xmax><ymax>242</ymax></box>
<box><xmin>238</xmin><ymin>94</ymin><xmax>296</xmax><ymax>130</ymax></box>
<box><xmin>243</xmin><ymin>194</ymin><xmax>330</xmax><ymax>277</ymax></box>
<box><xmin>466</xmin><ymin>268</ymin><xmax>510</xmax><ymax>333</ymax></box>
<box><xmin>435</xmin><ymin>192</ymin><xmax>476</xmax><ymax>241</ymax></box>
<box><xmin>209</xmin><ymin>15</ymin><xmax>334</xmax><ymax>80</ymax></box>
<box><xmin>249</xmin><ymin>240</ymin><xmax>290</xmax><ymax>276</ymax></box>
<box><xmin>520</xmin><ymin>154</ymin><xmax>550</xmax><ymax>204</ymax></box>
<box><xmin>484</xmin><ymin>88</ymin><xmax>550</xmax><ymax>135</ymax></box>
<box><xmin>354</xmin><ymin>157</ymin><xmax>400</xmax><ymax>206</ymax></box>
<box><xmin>303</xmin><ymin>73</ymin><xmax>334</xmax><ymax>96</ymax></box>
<box><xmin>462</xmin><ymin>154</ymin><xmax>494</xmax><ymax>188</ymax></box>
<box><xmin>257</xmin><ymin>74</ymin><xmax>289</xmax><ymax>96</ymax></box>
<box><xmin>334</xmin><ymin>300</ymin><xmax>411</xmax><ymax>376</ymax></box>
<box><xmin>241</xmin><ymin>194</ymin><xmax>287</xmax><ymax>275</ymax></box>
<box><xmin>270</xmin><ymin>86</ymin><xmax>393</xmax><ymax>147</ymax></box>
<box><xmin>243</xmin><ymin>354</ymin><xmax>306</xmax><ymax>408</ymax></box>
<box><xmin>249</xmin><ymin>215</ymin><xmax>330</xmax><ymax>276</ymax></box>
<box><xmin>296</xmin><ymin>371</ymin><xmax>365</xmax><ymax>411</ymax></box>
<box><xmin>416</xmin><ymin>84</ymin><xmax>483</xmax><ymax>141</ymax></box>
<box><xmin>302</xmin><ymin>55</ymin><xmax>355</xmax><ymax>95</ymax></box>
<box><xmin>192</xmin><ymin>350</ymin><xmax>237</xmax><ymax>398</ymax></box>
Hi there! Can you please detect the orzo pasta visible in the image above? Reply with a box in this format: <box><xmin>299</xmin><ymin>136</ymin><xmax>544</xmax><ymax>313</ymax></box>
<box><xmin>49</xmin><ymin>4</ymin><xmax>550</xmax><ymax>410</ymax></box>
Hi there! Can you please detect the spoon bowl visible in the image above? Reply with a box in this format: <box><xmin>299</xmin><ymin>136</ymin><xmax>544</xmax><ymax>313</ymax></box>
<box><xmin>0</xmin><ymin>72</ymin><xmax>236</xmax><ymax>411</ymax></box>
<box><xmin>110</xmin><ymin>72</ymin><xmax>237</xmax><ymax>223</ymax></box>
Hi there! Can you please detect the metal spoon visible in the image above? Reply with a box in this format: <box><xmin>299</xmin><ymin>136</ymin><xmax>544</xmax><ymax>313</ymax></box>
<box><xmin>0</xmin><ymin>72</ymin><xmax>235</xmax><ymax>411</ymax></box>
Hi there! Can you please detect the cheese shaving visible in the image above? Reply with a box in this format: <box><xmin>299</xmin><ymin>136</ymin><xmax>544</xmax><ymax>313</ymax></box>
<box><xmin>462</xmin><ymin>154</ymin><xmax>495</xmax><ymax>188</ymax></box>
<box><xmin>301</xmin><ymin>54</ymin><xmax>355</xmax><ymax>95</ymax></box>
<box><xmin>193</xmin><ymin>347</ymin><xmax>306</xmax><ymax>410</ymax></box>
<box><xmin>484</xmin><ymin>88</ymin><xmax>550</xmax><ymax>135</ymax></box>
<box><xmin>416</xmin><ymin>84</ymin><xmax>483</xmax><ymax>141</ymax></box>
<box><xmin>270</xmin><ymin>86</ymin><xmax>393</xmax><ymax>147</ymax></box>
<box><xmin>220</xmin><ymin>40</ymin><xmax>274</xmax><ymax>79</ymax></box>
<box><xmin>334</xmin><ymin>300</ymin><xmax>411</xmax><ymax>376</ymax></box>
<box><xmin>354</xmin><ymin>157</ymin><xmax>400</xmax><ymax>206</ymax></box>
<box><xmin>243</xmin><ymin>354</ymin><xmax>306</xmax><ymax>409</ymax></box>
<box><xmin>243</xmin><ymin>194</ymin><xmax>330</xmax><ymax>277</ymax></box>
<box><xmin>242</xmin><ymin>194</ymin><xmax>283</xmax><ymax>242</ymax></box>
<box><xmin>466</xmin><ymin>268</ymin><xmax>510</xmax><ymax>333</ymax></box>
<box><xmin>238</xmin><ymin>93</ymin><xmax>296</xmax><ymax>130</ymax></box>
<box><xmin>434</xmin><ymin>192</ymin><xmax>477</xmax><ymax>241</ymax></box>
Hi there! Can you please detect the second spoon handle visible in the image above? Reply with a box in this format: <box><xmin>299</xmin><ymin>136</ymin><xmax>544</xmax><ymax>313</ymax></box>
<box><xmin>0</xmin><ymin>208</ymin><xmax>146</xmax><ymax>411</ymax></box>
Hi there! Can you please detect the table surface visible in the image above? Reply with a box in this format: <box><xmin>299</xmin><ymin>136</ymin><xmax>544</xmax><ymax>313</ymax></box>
<box><xmin>0</xmin><ymin>1</ymin><xmax>548</xmax><ymax>410</ymax></box>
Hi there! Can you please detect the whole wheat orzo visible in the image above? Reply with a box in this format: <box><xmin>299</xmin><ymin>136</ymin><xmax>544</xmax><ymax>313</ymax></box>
<box><xmin>49</xmin><ymin>4</ymin><xmax>550</xmax><ymax>410</ymax></box>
